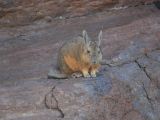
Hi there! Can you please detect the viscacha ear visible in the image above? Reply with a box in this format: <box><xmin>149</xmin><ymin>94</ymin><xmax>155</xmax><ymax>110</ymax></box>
<box><xmin>82</xmin><ymin>30</ymin><xmax>89</xmax><ymax>44</ymax></box>
<box><xmin>98</xmin><ymin>30</ymin><xmax>102</xmax><ymax>46</ymax></box>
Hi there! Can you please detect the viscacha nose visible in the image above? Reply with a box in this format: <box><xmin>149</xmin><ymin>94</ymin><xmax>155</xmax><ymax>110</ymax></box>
<box><xmin>92</xmin><ymin>60</ymin><xmax>97</xmax><ymax>64</ymax></box>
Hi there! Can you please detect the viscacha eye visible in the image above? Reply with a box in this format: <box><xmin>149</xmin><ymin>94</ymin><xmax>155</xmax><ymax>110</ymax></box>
<box><xmin>87</xmin><ymin>50</ymin><xmax>90</xmax><ymax>54</ymax></box>
<box><xmin>98</xmin><ymin>50</ymin><xmax>101</xmax><ymax>54</ymax></box>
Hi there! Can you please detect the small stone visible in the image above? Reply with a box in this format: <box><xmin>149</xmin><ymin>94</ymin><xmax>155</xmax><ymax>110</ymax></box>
<box><xmin>59</xmin><ymin>16</ymin><xmax>63</xmax><ymax>19</ymax></box>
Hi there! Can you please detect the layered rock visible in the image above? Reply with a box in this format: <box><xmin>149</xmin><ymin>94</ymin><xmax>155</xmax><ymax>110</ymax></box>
<box><xmin>0</xmin><ymin>0</ymin><xmax>158</xmax><ymax>26</ymax></box>
<box><xmin>0</xmin><ymin>4</ymin><xmax>160</xmax><ymax>120</ymax></box>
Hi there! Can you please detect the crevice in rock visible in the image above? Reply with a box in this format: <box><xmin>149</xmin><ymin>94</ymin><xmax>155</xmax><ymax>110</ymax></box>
<box><xmin>135</xmin><ymin>60</ymin><xmax>152</xmax><ymax>81</ymax></box>
<box><xmin>44</xmin><ymin>86</ymin><xmax>64</xmax><ymax>118</ymax></box>
<box><xmin>141</xmin><ymin>82</ymin><xmax>154</xmax><ymax>111</ymax></box>
<box><xmin>135</xmin><ymin>60</ymin><xmax>155</xmax><ymax>111</ymax></box>
<box><xmin>154</xmin><ymin>1</ymin><xmax>160</xmax><ymax>9</ymax></box>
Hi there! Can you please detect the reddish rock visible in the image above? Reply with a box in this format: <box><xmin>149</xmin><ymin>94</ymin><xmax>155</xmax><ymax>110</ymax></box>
<box><xmin>0</xmin><ymin>4</ymin><xmax>160</xmax><ymax>120</ymax></box>
<box><xmin>0</xmin><ymin>0</ymin><xmax>158</xmax><ymax>26</ymax></box>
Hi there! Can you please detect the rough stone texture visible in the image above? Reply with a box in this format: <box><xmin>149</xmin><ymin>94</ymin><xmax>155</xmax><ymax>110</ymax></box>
<box><xmin>0</xmin><ymin>4</ymin><xmax>160</xmax><ymax>120</ymax></box>
<box><xmin>135</xmin><ymin>55</ymin><xmax>160</xmax><ymax>120</ymax></box>
<box><xmin>0</xmin><ymin>0</ymin><xmax>158</xmax><ymax>26</ymax></box>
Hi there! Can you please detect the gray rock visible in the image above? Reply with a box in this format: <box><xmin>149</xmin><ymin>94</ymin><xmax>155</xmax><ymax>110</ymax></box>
<box><xmin>0</xmin><ymin>4</ymin><xmax>160</xmax><ymax>120</ymax></box>
<box><xmin>147</xmin><ymin>50</ymin><xmax>160</xmax><ymax>62</ymax></box>
<box><xmin>136</xmin><ymin>55</ymin><xmax>160</xmax><ymax>120</ymax></box>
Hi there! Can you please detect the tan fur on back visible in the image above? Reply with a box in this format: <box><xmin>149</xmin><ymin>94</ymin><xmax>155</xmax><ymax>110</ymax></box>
<box><xmin>48</xmin><ymin>30</ymin><xmax>102</xmax><ymax>78</ymax></box>
<box><xmin>54</xmin><ymin>30</ymin><xmax>103</xmax><ymax>79</ymax></box>
<box><xmin>58</xmin><ymin>36</ymin><xmax>92</xmax><ymax>74</ymax></box>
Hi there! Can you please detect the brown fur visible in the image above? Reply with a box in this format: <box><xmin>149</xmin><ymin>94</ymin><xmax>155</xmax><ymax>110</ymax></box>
<box><xmin>48</xmin><ymin>30</ymin><xmax>102</xmax><ymax>78</ymax></box>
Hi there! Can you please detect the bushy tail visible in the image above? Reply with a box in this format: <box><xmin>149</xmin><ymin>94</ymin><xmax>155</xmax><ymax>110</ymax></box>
<box><xmin>48</xmin><ymin>69</ymin><xmax>68</xmax><ymax>79</ymax></box>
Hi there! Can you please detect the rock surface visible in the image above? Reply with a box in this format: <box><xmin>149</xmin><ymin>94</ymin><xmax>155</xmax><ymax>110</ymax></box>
<box><xmin>0</xmin><ymin>0</ymin><xmax>158</xmax><ymax>26</ymax></box>
<box><xmin>0</xmin><ymin>4</ymin><xmax>160</xmax><ymax>120</ymax></box>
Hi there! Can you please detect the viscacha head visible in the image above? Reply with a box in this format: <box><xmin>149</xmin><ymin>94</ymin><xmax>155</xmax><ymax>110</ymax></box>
<box><xmin>81</xmin><ymin>30</ymin><xmax>103</xmax><ymax>65</ymax></box>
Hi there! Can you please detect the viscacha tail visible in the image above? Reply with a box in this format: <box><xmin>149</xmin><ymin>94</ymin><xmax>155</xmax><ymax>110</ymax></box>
<box><xmin>48</xmin><ymin>69</ymin><xmax>68</xmax><ymax>79</ymax></box>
